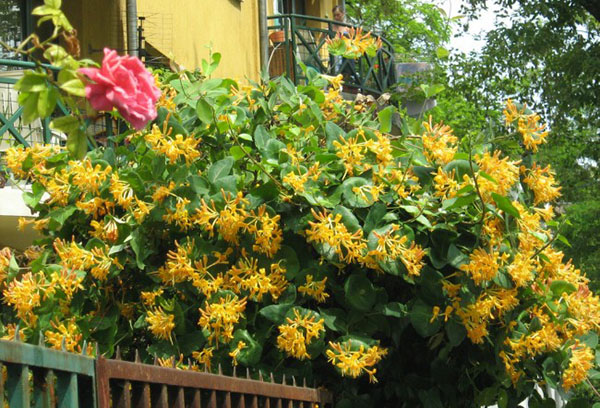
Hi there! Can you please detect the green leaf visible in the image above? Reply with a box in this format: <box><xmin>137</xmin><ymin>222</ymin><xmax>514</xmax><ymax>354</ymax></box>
<box><xmin>229</xmin><ymin>146</ymin><xmax>248</xmax><ymax>161</ymax></box>
<box><xmin>51</xmin><ymin>115</ymin><xmax>80</xmax><ymax>133</ymax></box>
<box><xmin>418</xmin><ymin>389</ymin><xmax>443</xmax><ymax>408</ymax></box>
<box><xmin>212</xmin><ymin>175</ymin><xmax>237</xmax><ymax>194</ymax></box>
<box><xmin>130</xmin><ymin>228</ymin><xmax>149</xmax><ymax>270</ymax></box>
<box><xmin>22</xmin><ymin>182</ymin><xmax>45</xmax><ymax>208</ymax></box>
<box><xmin>344</xmin><ymin>274</ymin><xmax>376</xmax><ymax>312</ymax></box>
<box><xmin>444</xmin><ymin>160</ymin><xmax>473</xmax><ymax>179</ymax></box>
<box><xmin>436</xmin><ymin>47</ymin><xmax>450</xmax><ymax>59</ymax></box>
<box><xmin>14</xmin><ymin>72</ymin><xmax>48</xmax><ymax>92</ymax></box>
<box><xmin>196</xmin><ymin>98</ymin><xmax>214</xmax><ymax>124</ymax></box>
<box><xmin>45</xmin><ymin>0</ymin><xmax>61</xmax><ymax>8</ymax></box>
<box><xmin>491</xmin><ymin>193</ymin><xmax>521</xmax><ymax>219</ymax></box>
<box><xmin>37</xmin><ymin>87</ymin><xmax>59</xmax><ymax>117</ymax></box>
<box><xmin>66</xmin><ymin>129</ymin><xmax>87</xmax><ymax>159</ymax></box>
<box><xmin>565</xmin><ymin>399</ymin><xmax>591</xmax><ymax>408</ymax></box>
<box><xmin>420</xmin><ymin>83</ymin><xmax>445</xmax><ymax>98</ymax></box>
<box><xmin>549</xmin><ymin>280</ymin><xmax>576</xmax><ymax>297</ymax></box>
<box><xmin>60</xmin><ymin>79</ymin><xmax>86</xmax><ymax>97</ymax></box>
<box><xmin>325</xmin><ymin>121</ymin><xmax>345</xmax><ymax>149</ymax></box>
<box><xmin>333</xmin><ymin>205</ymin><xmax>361</xmax><ymax>233</ymax></box>
<box><xmin>341</xmin><ymin>177</ymin><xmax>370</xmax><ymax>208</ymax></box>
<box><xmin>275</xmin><ymin>246</ymin><xmax>300</xmax><ymax>278</ymax></box>
<box><xmin>207</xmin><ymin>157</ymin><xmax>234</xmax><ymax>184</ymax></box>
<box><xmin>264</xmin><ymin>138</ymin><xmax>286</xmax><ymax>161</ymax></box>
<box><xmin>319</xmin><ymin>308</ymin><xmax>348</xmax><ymax>332</ymax></box>
<box><xmin>19</xmin><ymin>92</ymin><xmax>40</xmax><ymax>124</ymax></box>
<box><xmin>43</xmin><ymin>45</ymin><xmax>68</xmax><ymax>64</ymax></box>
<box><xmin>445</xmin><ymin>319</ymin><xmax>466</xmax><ymax>346</ymax></box>
<box><xmin>378</xmin><ymin>106</ymin><xmax>394</xmax><ymax>133</ymax></box>
<box><xmin>156</xmin><ymin>107</ymin><xmax>188</xmax><ymax>136</ymax></box>
<box><xmin>579</xmin><ymin>331</ymin><xmax>598</xmax><ymax>348</ymax></box>
<box><xmin>443</xmin><ymin>193</ymin><xmax>477</xmax><ymax>210</ymax></box>
<box><xmin>47</xmin><ymin>206</ymin><xmax>77</xmax><ymax>229</ymax></box>
<box><xmin>478</xmin><ymin>170</ymin><xmax>498</xmax><ymax>184</ymax></box>
<box><xmin>253</xmin><ymin>125</ymin><xmax>271</xmax><ymax>151</ymax></box>
<box><xmin>381</xmin><ymin>302</ymin><xmax>407</xmax><ymax>318</ymax></box>
<box><xmin>258</xmin><ymin>304</ymin><xmax>292</xmax><ymax>323</ymax></box>
<box><xmin>410</xmin><ymin>300</ymin><xmax>441</xmax><ymax>337</ymax></box>
<box><xmin>231</xmin><ymin>329</ymin><xmax>262</xmax><ymax>366</ymax></box>
<box><xmin>447</xmin><ymin>244</ymin><xmax>468</xmax><ymax>268</ymax></box>
<box><xmin>556</xmin><ymin>234</ymin><xmax>571</xmax><ymax>248</ymax></box>
<box><xmin>31</xmin><ymin>5</ymin><xmax>61</xmax><ymax>16</ymax></box>
<box><xmin>363</xmin><ymin>202</ymin><xmax>387</xmax><ymax>234</ymax></box>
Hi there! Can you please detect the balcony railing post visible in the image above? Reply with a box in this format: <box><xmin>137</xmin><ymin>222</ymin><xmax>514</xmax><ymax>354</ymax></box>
<box><xmin>289</xmin><ymin>17</ymin><xmax>297</xmax><ymax>85</ymax></box>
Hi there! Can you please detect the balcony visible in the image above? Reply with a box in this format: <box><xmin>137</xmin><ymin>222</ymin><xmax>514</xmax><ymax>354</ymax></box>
<box><xmin>266</xmin><ymin>14</ymin><xmax>397</xmax><ymax>96</ymax></box>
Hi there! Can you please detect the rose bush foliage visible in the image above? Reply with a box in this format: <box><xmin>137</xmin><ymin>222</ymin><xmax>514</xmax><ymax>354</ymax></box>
<box><xmin>2</xmin><ymin>3</ymin><xmax>600</xmax><ymax>407</ymax></box>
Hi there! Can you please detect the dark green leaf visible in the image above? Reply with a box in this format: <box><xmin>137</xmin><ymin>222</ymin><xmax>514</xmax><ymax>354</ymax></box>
<box><xmin>333</xmin><ymin>205</ymin><xmax>361</xmax><ymax>233</ymax></box>
<box><xmin>231</xmin><ymin>329</ymin><xmax>262</xmax><ymax>366</ymax></box>
<box><xmin>344</xmin><ymin>274</ymin><xmax>376</xmax><ymax>312</ymax></box>
<box><xmin>319</xmin><ymin>308</ymin><xmax>347</xmax><ymax>332</ymax></box>
<box><xmin>196</xmin><ymin>98</ymin><xmax>214</xmax><ymax>124</ymax></box>
<box><xmin>381</xmin><ymin>302</ymin><xmax>407</xmax><ymax>318</ymax></box>
<box><xmin>207</xmin><ymin>157</ymin><xmax>235</xmax><ymax>184</ymax></box>
<box><xmin>47</xmin><ymin>206</ymin><xmax>77</xmax><ymax>228</ymax></box>
<box><xmin>341</xmin><ymin>177</ymin><xmax>370</xmax><ymax>208</ymax></box>
<box><xmin>410</xmin><ymin>300</ymin><xmax>441</xmax><ymax>337</ymax></box>
<box><xmin>363</xmin><ymin>202</ymin><xmax>387</xmax><ymax>234</ymax></box>
<box><xmin>445</xmin><ymin>319</ymin><xmax>466</xmax><ymax>346</ymax></box>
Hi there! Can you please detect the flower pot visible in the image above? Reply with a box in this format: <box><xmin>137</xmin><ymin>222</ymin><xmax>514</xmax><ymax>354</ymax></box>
<box><xmin>269</xmin><ymin>30</ymin><xmax>285</xmax><ymax>44</ymax></box>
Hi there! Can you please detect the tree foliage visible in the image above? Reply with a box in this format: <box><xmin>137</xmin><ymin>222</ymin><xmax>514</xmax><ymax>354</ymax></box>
<box><xmin>344</xmin><ymin>0</ymin><xmax>452</xmax><ymax>59</ymax></box>
<box><xmin>442</xmin><ymin>0</ymin><xmax>600</xmax><ymax>296</ymax></box>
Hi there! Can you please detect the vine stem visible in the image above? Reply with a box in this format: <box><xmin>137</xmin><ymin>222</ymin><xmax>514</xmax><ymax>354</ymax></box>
<box><xmin>585</xmin><ymin>378</ymin><xmax>600</xmax><ymax>400</ymax></box>
<box><xmin>468</xmin><ymin>137</ymin><xmax>486</xmax><ymax>226</ymax></box>
<box><xmin>228</xmin><ymin>129</ymin><xmax>286</xmax><ymax>191</ymax></box>
<box><xmin>529</xmin><ymin>219</ymin><xmax>567</xmax><ymax>260</ymax></box>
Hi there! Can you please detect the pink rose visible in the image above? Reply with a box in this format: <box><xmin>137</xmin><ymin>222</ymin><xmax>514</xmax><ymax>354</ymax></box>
<box><xmin>79</xmin><ymin>48</ymin><xmax>161</xmax><ymax>130</ymax></box>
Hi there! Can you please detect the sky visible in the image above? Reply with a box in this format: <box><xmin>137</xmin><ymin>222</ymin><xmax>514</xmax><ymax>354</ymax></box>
<box><xmin>442</xmin><ymin>0</ymin><xmax>499</xmax><ymax>54</ymax></box>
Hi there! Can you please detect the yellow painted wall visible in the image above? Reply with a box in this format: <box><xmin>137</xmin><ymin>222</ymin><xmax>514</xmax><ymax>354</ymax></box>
<box><xmin>138</xmin><ymin>0</ymin><xmax>261</xmax><ymax>80</ymax></box>
<box><xmin>63</xmin><ymin>0</ymin><xmax>260</xmax><ymax>80</ymax></box>
<box><xmin>62</xmin><ymin>0</ymin><xmax>127</xmax><ymax>62</ymax></box>
<box><xmin>62</xmin><ymin>0</ymin><xmax>345</xmax><ymax>80</ymax></box>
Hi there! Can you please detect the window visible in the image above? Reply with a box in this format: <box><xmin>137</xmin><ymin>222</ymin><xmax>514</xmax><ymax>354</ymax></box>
<box><xmin>0</xmin><ymin>0</ymin><xmax>25</xmax><ymax>60</ymax></box>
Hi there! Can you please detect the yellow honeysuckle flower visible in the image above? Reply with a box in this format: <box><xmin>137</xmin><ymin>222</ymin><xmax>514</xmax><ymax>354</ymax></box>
<box><xmin>277</xmin><ymin>309</ymin><xmax>325</xmax><ymax>360</ymax></box>
<box><xmin>326</xmin><ymin>341</ymin><xmax>388</xmax><ymax>383</ymax></box>
<box><xmin>146</xmin><ymin>307</ymin><xmax>176</xmax><ymax>343</ymax></box>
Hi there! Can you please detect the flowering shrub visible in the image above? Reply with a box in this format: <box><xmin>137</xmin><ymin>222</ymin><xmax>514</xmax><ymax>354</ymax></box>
<box><xmin>1</xmin><ymin>3</ymin><xmax>599</xmax><ymax>407</ymax></box>
<box><xmin>326</xmin><ymin>27</ymin><xmax>383</xmax><ymax>59</ymax></box>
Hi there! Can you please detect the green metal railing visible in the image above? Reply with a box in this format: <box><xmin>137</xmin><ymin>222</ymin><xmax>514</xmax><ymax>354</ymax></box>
<box><xmin>0</xmin><ymin>58</ymin><xmax>65</xmax><ymax>146</ymax></box>
<box><xmin>0</xmin><ymin>58</ymin><xmax>116</xmax><ymax>149</ymax></box>
<box><xmin>267</xmin><ymin>14</ymin><xmax>397</xmax><ymax>95</ymax></box>
<box><xmin>0</xmin><ymin>338</ymin><xmax>96</xmax><ymax>407</ymax></box>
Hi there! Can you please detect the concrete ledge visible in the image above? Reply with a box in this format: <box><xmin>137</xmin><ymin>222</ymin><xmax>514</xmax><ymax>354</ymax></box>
<box><xmin>0</xmin><ymin>186</ymin><xmax>41</xmax><ymax>250</ymax></box>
